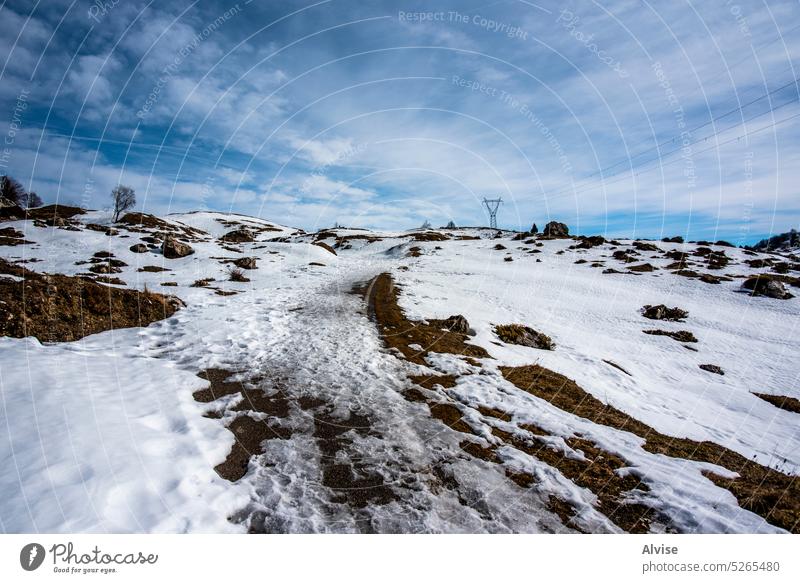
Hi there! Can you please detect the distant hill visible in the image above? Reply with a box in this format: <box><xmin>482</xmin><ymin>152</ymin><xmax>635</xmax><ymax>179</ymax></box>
<box><xmin>748</xmin><ymin>229</ymin><xmax>799</xmax><ymax>253</ymax></box>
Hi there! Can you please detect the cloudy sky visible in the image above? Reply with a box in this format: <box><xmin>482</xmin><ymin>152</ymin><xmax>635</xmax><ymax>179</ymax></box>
<box><xmin>1</xmin><ymin>0</ymin><xmax>798</xmax><ymax>241</ymax></box>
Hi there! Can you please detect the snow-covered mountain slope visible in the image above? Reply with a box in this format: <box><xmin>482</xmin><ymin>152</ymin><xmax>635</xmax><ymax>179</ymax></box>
<box><xmin>1</xmin><ymin>210</ymin><xmax>798</xmax><ymax>533</ymax></box>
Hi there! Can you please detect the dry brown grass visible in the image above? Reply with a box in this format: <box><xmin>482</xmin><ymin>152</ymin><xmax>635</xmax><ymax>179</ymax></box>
<box><xmin>752</xmin><ymin>393</ymin><xmax>800</xmax><ymax>414</ymax></box>
<box><xmin>0</xmin><ymin>258</ymin><xmax>182</xmax><ymax>342</ymax></box>
<box><xmin>356</xmin><ymin>273</ymin><xmax>488</xmax><ymax>366</ymax></box>
<box><xmin>500</xmin><ymin>364</ymin><xmax>800</xmax><ymax>532</ymax></box>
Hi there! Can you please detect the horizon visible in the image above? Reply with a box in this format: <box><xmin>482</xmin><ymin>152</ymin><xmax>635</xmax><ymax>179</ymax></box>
<box><xmin>1</xmin><ymin>1</ymin><xmax>799</xmax><ymax>245</ymax></box>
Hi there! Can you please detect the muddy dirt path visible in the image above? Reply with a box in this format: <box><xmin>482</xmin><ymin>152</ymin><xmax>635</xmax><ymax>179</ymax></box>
<box><xmin>148</xmin><ymin>260</ymin><xmax>563</xmax><ymax>532</ymax></box>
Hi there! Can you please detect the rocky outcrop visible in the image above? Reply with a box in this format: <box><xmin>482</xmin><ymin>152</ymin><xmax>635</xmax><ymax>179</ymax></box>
<box><xmin>162</xmin><ymin>237</ymin><xmax>195</xmax><ymax>259</ymax></box>
<box><xmin>742</xmin><ymin>275</ymin><xmax>793</xmax><ymax>299</ymax></box>
<box><xmin>428</xmin><ymin>315</ymin><xmax>470</xmax><ymax>334</ymax></box>
<box><xmin>543</xmin><ymin>221</ymin><xmax>569</xmax><ymax>238</ymax></box>
<box><xmin>220</xmin><ymin>228</ymin><xmax>255</xmax><ymax>243</ymax></box>
<box><xmin>233</xmin><ymin>256</ymin><xmax>257</xmax><ymax>270</ymax></box>
<box><xmin>495</xmin><ymin>324</ymin><xmax>554</xmax><ymax>350</ymax></box>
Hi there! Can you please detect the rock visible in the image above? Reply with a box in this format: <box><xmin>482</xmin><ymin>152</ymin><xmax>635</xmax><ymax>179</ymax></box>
<box><xmin>628</xmin><ymin>263</ymin><xmax>657</xmax><ymax>272</ymax></box>
<box><xmin>715</xmin><ymin>240</ymin><xmax>735</xmax><ymax>247</ymax></box>
<box><xmin>699</xmin><ymin>364</ymin><xmax>724</xmax><ymax>375</ymax></box>
<box><xmin>661</xmin><ymin>236</ymin><xmax>684</xmax><ymax>243</ymax></box>
<box><xmin>88</xmin><ymin>263</ymin><xmax>122</xmax><ymax>274</ymax></box>
<box><xmin>495</xmin><ymin>324</ymin><xmax>554</xmax><ymax>350</ymax></box>
<box><xmin>543</xmin><ymin>221</ymin><xmax>569</xmax><ymax>238</ymax></box>
<box><xmin>633</xmin><ymin>241</ymin><xmax>661</xmax><ymax>252</ymax></box>
<box><xmin>574</xmin><ymin>235</ymin><xmax>605</xmax><ymax>249</ymax></box>
<box><xmin>612</xmin><ymin>250</ymin><xmax>638</xmax><ymax>263</ymax></box>
<box><xmin>233</xmin><ymin>256</ymin><xmax>257</xmax><ymax>270</ymax></box>
<box><xmin>220</xmin><ymin>228</ymin><xmax>255</xmax><ymax>243</ymax></box>
<box><xmin>162</xmin><ymin>237</ymin><xmax>195</xmax><ymax>259</ymax></box>
<box><xmin>493</xmin><ymin>243</ymin><xmax>507</xmax><ymax>250</ymax></box>
<box><xmin>129</xmin><ymin>243</ymin><xmax>148</xmax><ymax>253</ymax></box>
<box><xmin>428</xmin><ymin>315</ymin><xmax>470</xmax><ymax>334</ymax></box>
<box><xmin>642</xmin><ymin>304</ymin><xmax>688</xmax><ymax>321</ymax></box>
<box><xmin>530</xmin><ymin>223</ymin><xmax>539</xmax><ymax>234</ymax></box>
<box><xmin>742</xmin><ymin>276</ymin><xmax>793</xmax><ymax>299</ymax></box>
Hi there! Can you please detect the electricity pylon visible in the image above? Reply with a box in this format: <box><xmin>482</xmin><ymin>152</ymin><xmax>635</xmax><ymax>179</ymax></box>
<box><xmin>482</xmin><ymin>197</ymin><xmax>503</xmax><ymax>229</ymax></box>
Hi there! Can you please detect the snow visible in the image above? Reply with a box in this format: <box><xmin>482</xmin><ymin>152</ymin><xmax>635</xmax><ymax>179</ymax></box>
<box><xmin>1</xmin><ymin>213</ymin><xmax>798</xmax><ymax>533</ymax></box>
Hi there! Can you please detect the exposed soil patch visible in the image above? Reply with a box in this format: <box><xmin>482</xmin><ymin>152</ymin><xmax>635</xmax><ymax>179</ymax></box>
<box><xmin>752</xmin><ymin>393</ymin><xmax>800</xmax><ymax>414</ymax></box>
<box><xmin>499</xmin><ymin>364</ymin><xmax>800</xmax><ymax>532</ymax></box>
<box><xmin>313</xmin><ymin>407</ymin><xmax>396</xmax><ymax>508</ymax></box>
<box><xmin>643</xmin><ymin>329</ymin><xmax>698</xmax><ymax>343</ymax></box>
<box><xmin>603</xmin><ymin>359</ymin><xmax>632</xmax><ymax>376</ymax></box>
<box><xmin>312</xmin><ymin>241</ymin><xmax>337</xmax><ymax>255</ymax></box>
<box><xmin>409</xmin><ymin>373</ymin><xmax>458</xmax><ymax>389</ymax></box>
<box><xmin>0</xmin><ymin>226</ymin><xmax>32</xmax><ymax>246</ymax></box>
<box><xmin>356</xmin><ymin>273</ymin><xmax>488</xmax><ymax>366</ymax></box>
<box><xmin>0</xmin><ymin>258</ymin><xmax>182</xmax><ymax>342</ymax></box>
<box><xmin>463</xmin><ymin>422</ymin><xmax>657</xmax><ymax>532</ymax></box>
<box><xmin>118</xmin><ymin>212</ymin><xmax>207</xmax><ymax>240</ymax></box>
<box><xmin>194</xmin><ymin>369</ymin><xmax>292</xmax><ymax>482</ymax></box>
<box><xmin>25</xmin><ymin>204</ymin><xmax>86</xmax><ymax>221</ymax></box>
<box><xmin>628</xmin><ymin>263</ymin><xmax>657</xmax><ymax>273</ymax></box>
<box><xmin>411</xmin><ymin>231</ymin><xmax>449</xmax><ymax>242</ymax></box>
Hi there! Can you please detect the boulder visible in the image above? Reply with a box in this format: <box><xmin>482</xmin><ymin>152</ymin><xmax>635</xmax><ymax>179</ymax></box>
<box><xmin>633</xmin><ymin>241</ymin><xmax>661</xmax><ymax>252</ymax></box>
<box><xmin>495</xmin><ymin>324</ymin><xmax>554</xmax><ymax>350</ymax></box>
<box><xmin>543</xmin><ymin>221</ymin><xmax>569</xmax><ymax>238</ymax></box>
<box><xmin>162</xmin><ymin>237</ymin><xmax>195</xmax><ymax>259</ymax></box>
<box><xmin>661</xmin><ymin>236</ymin><xmax>684</xmax><ymax>244</ymax></box>
<box><xmin>129</xmin><ymin>243</ymin><xmax>149</xmax><ymax>253</ymax></box>
<box><xmin>220</xmin><ymin>228</ymin><xmax>255</xmax><ymax>243</ymax></box>
<box><xmin>428</xmin><ymin>315</ymin><xmax>470</xmax><ymax>334</ymax></box>
<box><xmin>574</xmin><ymin>235</ymin><xmax>605</xmax><ymax>249</ymax></box>
<box><xmin>742</xmin><ymin>276</ymin><xmax>792</xmax><ymax>299</ymax></box>
<box><xmin>233</xmin><ymin>256</ymin><xmax>257</xmax><ymax>270</ymax></box>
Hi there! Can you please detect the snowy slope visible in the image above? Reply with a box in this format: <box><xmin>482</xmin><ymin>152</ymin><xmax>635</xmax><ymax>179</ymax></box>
<box><xmin>1</xmin><ymin>212</ymin><xmax>798</xmax><ymax>533</ymax></box>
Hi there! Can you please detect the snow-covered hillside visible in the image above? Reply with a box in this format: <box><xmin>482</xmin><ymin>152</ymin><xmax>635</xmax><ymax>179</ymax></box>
<box><xmin>1</xmin><ymin>209</ymin><xmax>798</xmax><ymax>533</ymax></box>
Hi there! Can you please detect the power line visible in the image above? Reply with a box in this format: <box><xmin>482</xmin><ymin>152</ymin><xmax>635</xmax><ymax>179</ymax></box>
<box><xmin>581</xmin><ymin>78</ymin><xmax>799</xmax><ymax>181</ymax></box>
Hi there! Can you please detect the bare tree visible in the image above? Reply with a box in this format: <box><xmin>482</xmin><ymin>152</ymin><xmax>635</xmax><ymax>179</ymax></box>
<box><xmin>0</xmin><ymin>175</ymin><xmax>26</xmax><ymax>205</ymax></box>
<box><xmin>111</xmin><ymin>184</ymin><xmax>135</xmax><ymax>221</ymax></box>
<box><xmin>25</xmin><ymin>192</ymin><xmax>43</xmax><ymax>208</ymax></box>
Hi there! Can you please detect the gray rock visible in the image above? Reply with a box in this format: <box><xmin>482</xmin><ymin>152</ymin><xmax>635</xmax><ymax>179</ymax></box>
<box><xmin>543</xmin><ymin>221</ymin><xmax>569</xmax><ymax>237</ymax></box>
<box><xmin>233</xmin><ymin>256</ymin><xmax>257</xmax><ymax>270</ymax></box>
<box><xmin>162</xmin><ymin>237</ymin><xmax>195</xmax><ymax>259</ymax></box>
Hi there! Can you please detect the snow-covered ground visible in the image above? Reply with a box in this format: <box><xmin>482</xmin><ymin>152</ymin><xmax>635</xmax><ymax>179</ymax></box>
<box><xmin>0</xmin><ymin>210</ymin><xmax>797</xmax><ymax>533</ymax></box>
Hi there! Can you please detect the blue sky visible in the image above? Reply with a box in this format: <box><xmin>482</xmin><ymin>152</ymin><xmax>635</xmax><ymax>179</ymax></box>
<box><xmin>1</xmin><ymin>0</ymin><xmax>798</xmax><ymax>242</ymax></box>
